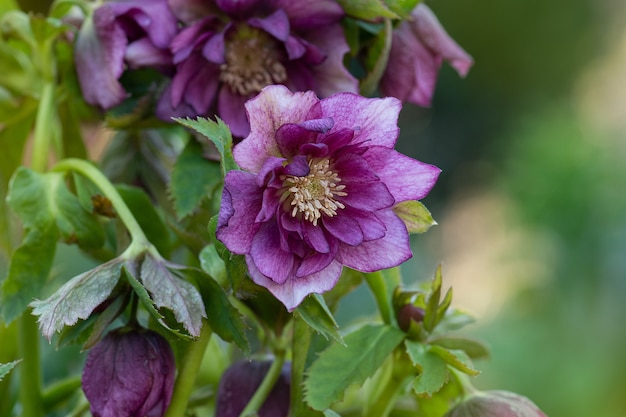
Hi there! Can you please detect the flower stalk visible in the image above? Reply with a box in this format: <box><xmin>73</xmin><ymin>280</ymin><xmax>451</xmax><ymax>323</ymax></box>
<box><xmin>238</xmin><ymin>350</ymin><xmax>287</xmax><ymax>417</ymax></box>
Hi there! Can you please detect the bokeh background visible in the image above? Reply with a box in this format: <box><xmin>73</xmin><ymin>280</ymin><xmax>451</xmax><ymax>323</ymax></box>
<box><xmin>393</xmin><ymin>1</ymin><xmax>626</xmax><ymax>416</ymax></box>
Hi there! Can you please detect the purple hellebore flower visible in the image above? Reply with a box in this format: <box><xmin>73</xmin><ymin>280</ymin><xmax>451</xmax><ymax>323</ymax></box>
<box><xmin>157</xmin><ymin>0</ymin><xmax>358</xmax><ymax>137</ymax></box>
<box><xmin>216</xmin><ymin>85</ymin><xmax>441</xmax><ymax>310</ymax></box>
<box><xmin>380</xmin><ymin>4</ymin><xmax>473</xmax><ymax>107</ymax></box>
<box><xmin>445</xmin><ymin>390</ymin><xmax>548</xmax><ymax>417</ymax></box>
<box><xmin>82</xmin><ymin>328</ymin><xmax>176</xmax><ymax>417</ymax></box>
<box><xmin>75</xmin><ymin>0</ymin><xmax>178</xmax><ymax>109</ymax></box>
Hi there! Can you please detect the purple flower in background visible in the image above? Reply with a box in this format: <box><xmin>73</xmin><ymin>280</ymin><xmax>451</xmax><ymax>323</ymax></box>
<box><xmin>445</xmin><ymin>390</ymin><xmax>548</xmax><ymax>417</ymax></box>
<box><xmin>216</xmin><ymin>85</ymin><xmax>440</xmax><ymax>310</ymax></box>
<box><xmin>157</xmin><ymin>0</ymin><xmax>358</xmax><ymax>137</ymax></box>
<box><xmin>380</xmin><ymin>4</ymin><xmax>473</xmax><ymax>107</ymax></box>
<box><xmin>75</xmin><ymin>0</ymin><xmax>178</xmax><ymax>109</ymax></box>
<box><xmin>82</xmin><ymin>328</ymin><xmax>175</xmax><ymax>417</ymax></box>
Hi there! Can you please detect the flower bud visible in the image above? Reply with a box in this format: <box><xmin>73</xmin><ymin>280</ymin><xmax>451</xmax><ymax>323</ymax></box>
<box><xmin>216</xmin><ymin>359</ymin><xmax>291</xmax><ymax>417</ymax></box>
<box><xmin>396</xmin><ymin>303</ymin><xmax>425</xmax><ymax>332</ymax></box>
<box><xmin>82</xmin><ymin>328</ymin><xmax>175</xmax><ymax>417</ymax></box>
<box><xmin>445</xmin><ymin>390</ymin><xmax>548</xmax><ymax>417</ymax></box>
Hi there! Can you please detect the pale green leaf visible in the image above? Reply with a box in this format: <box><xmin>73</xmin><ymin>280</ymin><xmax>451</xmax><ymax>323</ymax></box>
<box><xmin>337</xmin><ymin>0</ymin><xmax>399</xmax><ymax>21</ymax></box>
<box><xmin>393</xmin><ymin>200</ymin><xmax>437</xmax><ymax>234</ymax></box>
<box><xmin>404</xmin><ymin>340</ymin><xmax>449</xmax><ymax>397</ymax></box>
<box><xmin>384</xmin><ymin>0</ymin><xmax>421</xmax><ymax>18</ymax></box>
<box><xmin>295</xmin><ymin>294</ymin><xmax>344</xmax><ymax>345</ymax></box>
<box><xmin>429</xmin><ymin>336</ymin><xmax>490</xmax><ymax>360</ymax></box>
<box><xmin>429</xmin><ymin>345</ymin><xmax>480</xmax><ymax>376</ymax></box>
<box><xmin>305</xmin><ymin>324</ymin><xmax>405</xmax><ymax>410</ymax></box>
<box><xmin>0</xmin><ymin>360</ymin><xmax>21</xmax><ymax>382</ymax></box>
<box><xmin>199</xmin><ymin>244</ymin><xmax>227</xmax><ymax>287</ymax></box>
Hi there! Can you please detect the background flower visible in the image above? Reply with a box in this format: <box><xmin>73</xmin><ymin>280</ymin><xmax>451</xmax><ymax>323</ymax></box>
<box><xmin>217</xmin><ymin>85</ymin><xmax>440</xmax><ymax>310</ymax></box>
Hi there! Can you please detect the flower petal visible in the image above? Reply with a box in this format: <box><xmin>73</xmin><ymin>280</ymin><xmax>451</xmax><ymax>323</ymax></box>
<box><xmin>273</xmin><ymin>0</ymin><xmax>343</xmax><ymax>31</ymax></box>
<box><xmin>218</xmin><ymin>87</ymin><xmax>253</xmax><ymax>137</ymax></box>
<box><xmin>337</xmin><ymin>210</ymin><xmax>412</xmax><ymax>272</ymax></box>
<box><xmin>248</xmin><ymin>9</ymin><xmax>290</xmax><ymax>42</ymax></box>
<box><xmin>341</xmin><ymin>180</ymin><xmax>395</xmax><ymax>211</ymax></box>
<box><xmin>249</xmin><ymin>221</ymin><xmax>296</xmax><ymax>284</ymax></box>
<box><xmin>322</xmin><ymin>214</ymin><xmax>364</xmax><ymax>246</ymax></box>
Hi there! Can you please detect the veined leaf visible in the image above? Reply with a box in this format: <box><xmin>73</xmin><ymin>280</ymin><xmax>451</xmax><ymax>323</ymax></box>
<box><xmin>393</xmin><ymin>200</ymin><xmax>437</xmax><ymax>234</ymax></box>
<box><xmin>295</xmin><ymin>294</ymin><xmax>344</xmax><ymax>345</ymax></box>
<box><xmin>0</xmin><ymin>360</ymin><xmax>21</xmax><ymax>382</ymax></box>
<box><xmin>404</xmin><ymin>340</ymin><xmax>449</xmax><ymax>397</ymax></box>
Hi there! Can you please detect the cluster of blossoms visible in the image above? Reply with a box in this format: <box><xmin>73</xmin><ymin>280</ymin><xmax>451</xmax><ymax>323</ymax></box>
<box><xmin>75</xmin><ymin>0</ymin><xmax>472</xmax><ymax>136</ymax></box>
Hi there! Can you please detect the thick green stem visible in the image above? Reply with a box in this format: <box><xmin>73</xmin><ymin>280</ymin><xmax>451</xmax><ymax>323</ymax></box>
<box><xmin>365</xmin><ymin>271</ymin><xmax>393</xmax><ymax>325</ymax></box>
<box><xmin>18</xmin><ymin>311</ymin><xmax>43</xmax><ymax>417</ymax></box>
<box><xmin>31</xmin><ymin>83</ymin><xmax>56</xmax><ymax>172</ymax></box>
<box><xmin>291</xmin><ymin>317</ymin><xmax>321</xmax><ymax>417</ymax></box>
<box><xmin>363</xmin><ymin>372</ymin><xmax>410</xmax><ymax>417</ymax></box>
<box><xmin>163</xmin><ymin>322</ymin><xmax>213</xmax><ymax>417</ymax></box>
<box><xmin>239</xmin><ymin>350</ymin><xmax>286</xmax><ymax>417</ymax></box>
<box><xmin>42</xmin><ymin>375</ymin><xmax>82</xmax><ymax>411</ymax></box>
<box><xmin>52</xmin><ymin>158</ymin><xmax>150</xmax><ymax>246</ymax></box>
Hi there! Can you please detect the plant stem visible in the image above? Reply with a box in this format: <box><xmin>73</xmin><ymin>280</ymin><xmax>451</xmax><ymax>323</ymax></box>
<box><xmin>31</xmin><ymin>83</ymin><xmax>56</xmax><ymax>172</ymax></box>
<box><xmin>363</xmin><ymin>372</ymin><xmax>410</xmax><ymax>417</ymax></box>
<box><xmin>52</xmin><ymin>158</ymin><xmax>150</xmax><ymax>246</ymax></box>
<box><xmin>365</xmin><ymin>271</ymin><xmax>393</xmax><ymax>325</ymax></box>
<box><xmin>239</xmin><ymin>350</ymin><xmax>286</xmax><ymax>417</ymax></box>
<box><xmin>290</xmin><ymin>317</ymin><xmax>321</xmax><ymax>417</ymax></box>
<box><xmin>163</xmin><ymin>322</ymin><xmax>213</xmax><ymax>417</ymax></box>
<box><xmin>18</xmin><ymin>311</ymin><xmax>43</xmax><ymax>417</ymax></box>
<box><xmin>42</xmin><ymin>375</ymin><xmax>82</xmax><ymax>411</ymax></box>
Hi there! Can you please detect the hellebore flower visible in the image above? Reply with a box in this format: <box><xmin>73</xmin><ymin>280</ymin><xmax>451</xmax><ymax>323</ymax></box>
<box><xmin>216</xmin><ymin>85</ymin><xmax>441</xmax><ymax>310</ymax></box>
<box><xmin>216</xmin><ymin>359</ymin><xmax>291</xmax><ymax>417</ymax></box>
<box><xmin>157</xmin><ymin>0</ymin><xmax>358</xmax><ymax>137</ymax></box>
<box><xmin>380</xmin><ymin>4</ymin><xmax>473</xmax><ymax>107</ymax></box>
<box><xmin>75</xmin><ymin>0</ymin><xmax>178</xmax><ymax>109</ymax></box>
<box><xmin>445</xmin><ymin>390</ymin><xmax>548</xmax><ymax>417</ymax></box>
<box><xmin>82</xmin><ymin>328</ymin><xmax>176</xmax><ymax>417</ymax></box>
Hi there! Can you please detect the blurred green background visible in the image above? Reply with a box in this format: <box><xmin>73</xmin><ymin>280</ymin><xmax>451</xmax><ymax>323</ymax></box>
<box><xmin>392</xmin><ymin>1</ymin><xmax>626</xmax><ymax>416</ymax></box>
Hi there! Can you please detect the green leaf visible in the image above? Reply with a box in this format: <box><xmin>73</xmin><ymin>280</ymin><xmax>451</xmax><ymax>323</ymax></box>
<box><xmin>323</xmin><ymin>411</ymin><xmax>341</xmax><ymax>417</ymax></box>
<box><xmin>429</xmin><ymin>336</ymin><xmax>490</xmax><ymax>360</ymax></box>
<box><xmin>174</xmin><ymin>117</ymin><xmax>238</xmax><ymax>176</ymax></box>
<box><xmin>170</xmin><ymin>138</ymin><xmax>222</xmax><ymax>219</ymax></box>
<box><xmin>404</xmin><ymin>340</ymin><xmax>449</xmax><ymax>397</ymax></box>
<box><xmin>199</xmin><ymin>244</ymin><xmax>227</xmax><ymax>287</ymax></box>
<box><xmin>179</xmin><ymin>267</ymin><xmax>249</xmax><ymax>353</ymax></box>
<box><xmin>365</xmin><ymin>267</ymin><xmax>401</xmax><ymax>325</ymax></box>
<box><xmin>384</xmin><ymin>0</ymin><xmax>421</xmax><ymax>18</ymax></box>
<box><xmin>295</xmin><ymin>294</ymin><xmax>344</xmax><ymax>345</ymax></box>
<box><xmin>305</xmin><ymin>324</ymin><xmax>405</xmax><ymax>410</ymax></box>
<box><xmin>429</xmin><ymin>345</ymin><xmax>480</xmax><ymax>376</ymax></box>
<box><xmin>393</xmin><ymin>201</ymin><xmax>437</xmax><ymax>234</ymax></box>
<box><xmin>82</xmin><ymin>290</ymin><xmax>130</xmax><ymax>350</ymax></box>
<box><xmin>360</xmin><ymin>18</ymin><xmax>393</xmax><ymax>96</ymax></box>
<box><xmin>140</xmin><ymin>255</ymin><xmax>207</xmax><ymax>337</ymax></box>
<box><xmin>337</xmin><ymin>0</ymin><xmax>399</xmax><ymax>21</ymax></box>
<box><xmin>30</xmin><ymin>258</ymin><xmax>124</xmax><ymax>340</ymax></box>
<box><xmin>0</xmin><ymin>360</ymin><xmax>21</xmax><ymax>382</ymax></box>
<box><xmin>423</xmin><ymin>265</ymin><xmax>443</xmax><ymax>333</ymax></box>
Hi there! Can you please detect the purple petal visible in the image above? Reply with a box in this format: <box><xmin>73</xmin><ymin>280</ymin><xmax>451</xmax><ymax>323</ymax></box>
<box><xmin>362</xmin><ymin>146</ymin><xmax>441</xmax><ymax>202</ymax></box>
<box><xmin>296</xmin><ymin>249</ymin><xmax>336</xmax><ymax>277</ymax></box>
<box><xmin>248</xmin><ymin>9</ymin><xmax>290</xmax><ymax>42</ymax></box>
<box><xmin>216</xmin><ymin>0</ymin><xmax>263</xmax><ymax>15</ymax></box>
<box><xmin>247</xmin><ymin>257</ymin><xmax>343</xmax><ymax>311</ymax></box>
<box><xmin>249</xmin><ymin>221</ymin><xmax>296</xmax><ymax>284</ymax></box>
<box><xmin>303</xmin><ymin>221</ymin><xmax>330</xmax><ymax>253</ymax></box>
<box><xmin>202</xmin><ymin>29</ymin><xmax>226</xmax><ymax>64</ymax></box>
<box><xmin>125</xmin><ymin>38</ymin><xmax>172</xmax><ymax>68</ymax></box>
<box><xmin>284</xmin><ymin>35</ymin><xmax>307</xmax><ymax>60</ymax></box>
<box><xmin>272</xmin><ymin>0</ymin><xmax>343</xmax><ymax>31</ymax></box>
<box><xmin>337</xmin><ymin>210</ymin><xmax>412</xmax><ymax>272</ymax></box>
<box><xmin>276</xmin><ymin>123</ymin><xmax>319</xmax><ymax>158</ymax></box>
<box><xmin>216</xmin><ymin>171</ymin><xmax>264</xmax><ymax>254</ymax></box>
<box><xmin>171</xmin><ymin>17</ymin><xmax>218</xmax><ymax>63</ymax></box>
<box><xmin>235</xmin><ymin>86</ymin><xmax>319</xmax><ymax>172</ymax></box>
<box><xmin>218</xmin><ymin>86</ymin><xmax>253</xmax><ymax>137</ymax></box>
<box><xmin>283</xmin><ymin>155</ymin><xmax>310</xmax><ymax>176</ymax></box>
<box><xmin>320</xmin><ymin>93</ymin><xmax>401</xmax><ymax>148</ymax></box>
<box><xmin>256</xmin><ymin>156</ymin><xmax>287</xmax><ymax>187</ymax></box>
<box><xmin>128</xmin><ymin>0</ymin><xmax>178</xmax><ymax>49</ymax></box>
<box><xmin>344</xmin><ymin>207</ymin><xmax>386</xmax><ymax>241</ymax></box>
<box><xmin>168</xmin><ymin>0</ymin><xmax>217</xmax><ymax>23</ymax></box>
<box><xmin>322</xmin><ymin>215</ymin><xmax>363</xmax><ymax>246</ymax></box>
<box><xmin>256</xmin><ymin>187</ymin><xmax>280</xmax><ymax>223</ymax></box>
<box><xmin>156</xmin><ymin>85</ymin><xmax>198</xmax><ymax>120</ymax></box>
<box><xmin>341</xmin><ymin>180</ymin><xmax>395</xmax><ymax>211</ymax></box>
<box><xmin>334</xmin><ymin>152</ymin><xmax>379</xmax><ymax>183</ymax></box>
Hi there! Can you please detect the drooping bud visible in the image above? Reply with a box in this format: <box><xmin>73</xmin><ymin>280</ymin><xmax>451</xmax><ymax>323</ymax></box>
<box><xmin>82</xmin><ymin>328</ymin><xmax>176</xmax><ymax>417</ymax></box>
<box><xmin>445</xmin><ymin>390</ymin><xmax>548</xmax><ymax>417</ymax></box>
<box><xmin>396</xmin><ymin>303</ymin><xmax>426</xmax><ymax>332</ymax></box>
<box><xmin>216</xmin><ymin>359</ymin><xmax>291</xmax><ymax>417</ymax></box>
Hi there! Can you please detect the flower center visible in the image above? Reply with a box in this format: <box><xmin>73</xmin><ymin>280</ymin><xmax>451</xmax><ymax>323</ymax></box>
<box><xmin>281</xmin><ymin>159</ymin><xmax>347</xmax><ymax>226</ymax></box>
<box><xmin>220</xmin><ymin>25</ymin><xmax>287</xmax><ymax>96</ymax></box>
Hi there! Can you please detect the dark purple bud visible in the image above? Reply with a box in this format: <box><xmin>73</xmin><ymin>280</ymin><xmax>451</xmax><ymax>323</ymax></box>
<box><xmin>82</xmin><ymin>328</ymin><xmax>176</xmax><ymax>417</ymax></box>
<box><xmin>216</xmin><ymin>359</ymin><xmax>291</xmax><ymax>417</ymax></box>
<box><xmin>445</xmin><ymin>390</ymin><xmax>548</xmax><ymax>417</ymax></box>
<box><xmin>396</xmin><ymin>304</ymin><xmax>425</xmax><ymax>332</ymax></box>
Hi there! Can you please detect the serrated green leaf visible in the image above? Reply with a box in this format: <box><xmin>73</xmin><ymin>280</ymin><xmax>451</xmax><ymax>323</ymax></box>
<box><xmin>140</xmin><ymin>255</ymin><xmax>206</xmax><ymax>337</ymax></box>
<box><xmin>437</xmin><ymin>308</ymin><xmax>476</xmax><ymax>333</ymax></box>
<box><xmin>178</xmin><ymin>267</ymin><xmax>249</xmax><ymax>353</ymax></box>
<box><xmin>429</xmin><ymin>336</ymin><xmax>490</xmax><ymax>360</ymax></box>
<box><xmin>429</xmin><ymin>345</ymin><xmax>480</xmax><ymax>376</ymax></box>
<box><xmin>295</xmin><ymin>294</ymin><xmax>343</xmax><ymax>345</ymax></box>
<box><xmin>82</xmin><ymin>290</ymin><xmax>130</xmax><ymax>350</ymax></box>
<box><xmin>170</xmin><ymin>138</ymin><xmax>222</xmax><ymax>219</ymax></box>
<box><xmin>404</xmin><ymin>340</ymin><xmax>449</xmax><ymax>397</ymax></box>
<box><xmin>305</xmin><ymin>324</ymin><xmax>405</xmax><ymax>410</ymax></box>
<box><xmin>360</xmin><ymin>18</ymin><xmax>393</xmax><ymax>96</ymax></box>
<box><xmin>337</xmin><ymin>0</ymin><xmax>399</xmax><ymax>21</ymax></box>
<box><xmin>30</xmin><ymin>258</ymin><xmax>124</xmax><ymax>340</ymax></box>
<box><xmin>393</xmin><ymin>200</ymin><xmax>437</xmax><ymax>234</ymax></box>
<box><xmin>0</xmin><ymin>360</ymin><xmax>21</xmax><ymax>382</ymax></box>
<box><xmin>174</xmin><ymin>117</ymin><xmax>238</xmax><ymax>176</ymax></box>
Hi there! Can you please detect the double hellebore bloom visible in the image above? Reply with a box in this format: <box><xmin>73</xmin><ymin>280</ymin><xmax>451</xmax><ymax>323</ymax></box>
<box><xmin>158</xmin><ymin>0</ymin><xmax>358</xmax><ymax>136</ymax></box>
<box><xmin>82</xmin><ymin>328</ymin><xmax>176</xmax><ymax>417</ymax></box>
<box><xmin>75</xmin><ymin>0</ymin><xmax>178</xmax><ymax>109</ymax></box>
<box><xmin>445</xmin><ymin>390</ymin><xmax>548</xmax><ymax>417</ymax></box>
<box><xmin>216</xmin><ymin>85</ymin><xmax>441</xmax><ymax>310</ymax></box>
<box><xmin>381</xmin><ymin>4</ymin><xmax>473</xmax><ymax>107</ymax></box>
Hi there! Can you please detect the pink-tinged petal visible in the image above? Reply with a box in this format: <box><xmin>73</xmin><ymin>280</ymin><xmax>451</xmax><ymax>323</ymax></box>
<box><xmin>341</xmin><ymin>180</ymin><xmax>395</xmax><ymax>211</ymax></box>
<box><xmin>296</xmin><ymin>249</ymin><xmax>336</xmax><ymax>277</ymax></box>
<box><xmin>272</xmin><ymin>0</ymin><xmax>343</xmax><ymax>31</ymax></box>
<box><xmin>322</xmin><ymin>215</ymin><xmax>363</xmax><ymax>246</ymax></box>
<box><xmin>249</xmin><ymin>221</ymin><xmax>296</xmax><ymax>284</ymax></box>
<box><xmin>168</xmin><ymin>0</ymin><xmax>217</xmax><ymax>23</ymax></box>
<box><xmin>216</xmin><ymin>171</ymin><xmax>264</xmax><ymax>254</ymax></box>
<box><xmin>412</xmin><ymin>4</ymin><xmax>473</xmax><ymax>77</ymax></box>
<box><xmin>303</xmin><ymin>222</ymin><xmax>330</xmax><ymax>253</ymax></box>
<box><xmin>75</xmin><ymin>7</ymin><xmax>127</xmax><ymax>109</ymax></box>
<box><xmin>247</xmin><ymin>257</ymin><xmax>343</xmax><ymax>311</ymax></box>
<box><xmin>125</xmin><ymin>38</ymin><xmax>172</xmax><ymax>68</ymax></box>
<box><xmin>235</xmin><ymin>86</ymin><xmax>319</xmax><ymax>172</ymax></box>
<box><xmin>363</xmin><ymin>146</ymin><xmax>441</xmax><ymax>202</ymax></box>
<box><xmin>303</xmin><ymin>25</ymin><xmax>359</xmax><ymax>97</ymax></box>
<box><xmin>248</xmin><ymin>9</ymin><xmax>290</xmax><ymax>42</ymax></box>
<box><xmin>337</xmin><ymin>210</ymin><xmax>411</xmax><ymax>272</ymax></box>
<box><xmin>218</xmin><ymin>87</ymin><xmax>253</xmax><ymax>137</ymax></box>
<box><xmin>320</xmin><ymin>93</ymin><xmax>401</xmax><ymax>148</ymax></box>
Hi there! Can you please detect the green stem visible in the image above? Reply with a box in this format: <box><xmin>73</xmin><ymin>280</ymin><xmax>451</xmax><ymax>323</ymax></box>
<box><xmin>42</xmin><ymin>375</ymin><xmax>82</xmax><ymax>411</ymax></box>
<box><xmin>365</xmin><ymin>271</ymin><xmax>393</xmax><ymax>325</ymax></box>
<box><xmin>163</xmin><ymin>322</ymin><xmax>213</xmax><ymax>417</ymax></box>
<box><xmin>290</xmin><ymin>317</ymin><xmax>321</xmax><ymax>417</ymax></box>
<box><xmin>18</xmin><ymin>311</ymin><xmax>43</xmax><ymax>417</ymax></box>
<box><xmin>52</xmin><ymin>158</ymin><xmax>150</xmax><ymax>246</ymax></box>
<box><xmin>239</xmin><ymin>351</ymin><xmax>286</xmax><ymax>417</ymax></box>
<box><xmin>363</xmin><ymin>372</ymin><xmax>410</xmax><ymax>417</ymax></box>
<box><xmin>31</xmin><ymin>83</ymin><xmax>56</xmax><ymax>172</ymax></box>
